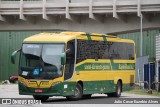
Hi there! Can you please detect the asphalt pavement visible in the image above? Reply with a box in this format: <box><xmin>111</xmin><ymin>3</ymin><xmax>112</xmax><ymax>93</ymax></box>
<box><xmin>0</xmin><ymin>84</ymin><xmax>159</xmax><ymax>107</ymax></box>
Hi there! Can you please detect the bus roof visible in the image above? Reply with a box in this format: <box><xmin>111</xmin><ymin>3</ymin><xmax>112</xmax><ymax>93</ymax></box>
<box><xmin>23</xmin><ymin>32</ymin><xmax>74</xmax><ymax>43</ymax></box>
<box><xmin>23</xmin><ymin>32</ymin><xmax>134</xmax><ymax>43</ymax></box>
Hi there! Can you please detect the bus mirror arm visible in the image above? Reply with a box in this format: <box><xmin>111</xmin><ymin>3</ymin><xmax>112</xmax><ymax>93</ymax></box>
<box><xmin>66</xmin><ymin>49</ymin><xmax>70</xmax><ymax>53</ymax></box>
<box><xmin>11</xmin><ymin>49</ymin><xmax>21</xmax><ymax>64</ymax></box>
<box><xmin>60</xmin><ymin>49</ymin><xmax>70</xmax><ymax>65</ymax></box>
<box><xmin>61</xmin><ymin>52</ymin><xmax>66</xmax><ymax>65</ymax></box>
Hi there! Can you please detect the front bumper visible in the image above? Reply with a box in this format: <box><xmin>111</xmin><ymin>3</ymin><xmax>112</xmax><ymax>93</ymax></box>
<box><xmin>18</xmin><ymin>82</ymin><xmax>76</xmax><ymax>96</ymax></box>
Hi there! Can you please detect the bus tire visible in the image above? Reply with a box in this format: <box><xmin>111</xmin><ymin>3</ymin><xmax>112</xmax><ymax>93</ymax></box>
<box><xmin>66</xmin><ymin>83</ymin><xmax>83</xmax><ymax>101</ymax></box>
<box><xmin>33</xmin><ymin>95</ymin><xmax>49</xmax><ymax>102</ymax></box>
<box><xmin>107</xmin><ymin>81</ymin><xmax>122</xmax><ymax>97</ymax></box>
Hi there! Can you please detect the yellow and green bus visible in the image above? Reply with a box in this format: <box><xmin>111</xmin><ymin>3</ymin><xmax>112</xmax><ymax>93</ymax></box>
<box><xmin>11</xmin><ymin>32</ymin><xmax>136</xmax><ymax>101</ymax></box>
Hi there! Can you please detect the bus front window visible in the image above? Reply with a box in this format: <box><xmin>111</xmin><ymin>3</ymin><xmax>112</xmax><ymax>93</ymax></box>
<box><xmin>42</xmin><ymin>44</ymin><xmax>64</xmax><ymax>76</ymax></box>
<box><xmin>20</xmin><ymin>44</ymin><xmax>64</xmax><ymax>80</ymax></box>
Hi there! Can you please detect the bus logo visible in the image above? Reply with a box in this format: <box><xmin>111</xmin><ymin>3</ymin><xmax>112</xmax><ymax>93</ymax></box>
<box><xmin>2</xmin><ymin>99</ymin><xmax>11</xmax><ymax>104</ymax></box>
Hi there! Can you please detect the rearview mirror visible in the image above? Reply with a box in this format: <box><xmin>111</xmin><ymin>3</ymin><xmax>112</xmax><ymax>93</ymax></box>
<box><xmin>11</xmin><ymin>51</ymin><xmax>18</xmax><ymax>64</ymax></box>
<box><xmin>11</xmin><ymin>49</ymin><xmax>21</xmax><ymax>64</ymax></box>
<box><xmin>61</xmin><ymin>52</ymin><xmax>66</xmax><ymax>65</ymax></box>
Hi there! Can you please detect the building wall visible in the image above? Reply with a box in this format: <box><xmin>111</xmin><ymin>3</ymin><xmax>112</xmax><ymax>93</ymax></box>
<box><xmin>0</xmin><ymin>29</ymin><xmax>159</xmax><ymax>80</ymax></box>
<box><xmin>117</xmin><ymin>29</ymin><xmax>160</xmax><ymax>62</ymax></box>
<box><xmin>0</xmin><ymin>31</ymin><xmax>41</xmax><ymax>80</ymax></box>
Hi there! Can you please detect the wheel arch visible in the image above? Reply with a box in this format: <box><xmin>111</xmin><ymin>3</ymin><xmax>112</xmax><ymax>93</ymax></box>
<box><xmin>77</xmin><ymin>80</ymin><xmax>83</xmax><ymax>88</ymax></box>
<box><xmin>118</xmin><ymin>79</ymin><xmax>123</xmax><ymax>91</ymax></box>
<box><xmin>77</xmin><ymin>80</ymin><xmax>83</xmax><ymax>92</ymax></box>
<box><xmin>114</xmin><ymin>78</ymin><xmax>123</xmax><ymax>91</ymax></box>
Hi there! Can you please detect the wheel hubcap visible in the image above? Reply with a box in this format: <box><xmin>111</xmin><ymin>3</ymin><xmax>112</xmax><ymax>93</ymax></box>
<box><xmin>117</xmin><ymin>84</ymin><xmax>121</xmax><ymax>95</ymax></box>
<box><xmin>74</xmin><ymin>87</ymin><xmax>80</xmax><ymax>97</ymax></box>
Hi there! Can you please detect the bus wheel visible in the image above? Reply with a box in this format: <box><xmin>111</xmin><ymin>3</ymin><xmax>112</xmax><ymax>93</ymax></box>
<box><xmin>66</xmin><ymin>83</ymin><xmax>83</xmax><ymax>100</ymax></box>
<box><xmin>107</xmin><ymin>81</ymin><xmax>122</xmax><ymax>97</ymax></box>
<box><xmin>33</xmin><ymin>95</ymin><xmax>49</xmax><ymax>102</ymax></box>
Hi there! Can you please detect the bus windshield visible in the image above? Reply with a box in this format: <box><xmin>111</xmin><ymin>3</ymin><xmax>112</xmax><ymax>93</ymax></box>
<box><xmin>20</xmin><ymin>44</ymin><xmax>64</xmax><ymax>80</ymax></box>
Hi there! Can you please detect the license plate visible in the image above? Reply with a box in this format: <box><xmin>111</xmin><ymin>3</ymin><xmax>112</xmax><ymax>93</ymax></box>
<box><xmin>35</xmin><ymin>89</ymin><xmax>43</xmax><ymax>93</ymax></box>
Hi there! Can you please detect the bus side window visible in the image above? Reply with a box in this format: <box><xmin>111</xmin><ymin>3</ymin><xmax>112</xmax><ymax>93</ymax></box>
<box><xmin>108</xmin><ymin>42</ymin><xmax>120</xmax><ymax>59</ymax></box>
<box><xmin>76</xmin><ymin>40</ymin><xmax>135</xmax><ymax>61</ymax></box>
<box><xmin>127</xmin><ymin>43</ymin><xmax>134</xmax><ymax>60</ymax></box>
<box><xmin>108</xmin><ymin>42</ymin><xmax>134</xmax><ymax>60</ymax></box>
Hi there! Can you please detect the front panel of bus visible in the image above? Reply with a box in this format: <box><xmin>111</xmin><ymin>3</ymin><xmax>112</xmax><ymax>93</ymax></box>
<box><xmin>18</xmin><ymin>43</ymin><xmax>68</xmax><ymax>96</ymax></box>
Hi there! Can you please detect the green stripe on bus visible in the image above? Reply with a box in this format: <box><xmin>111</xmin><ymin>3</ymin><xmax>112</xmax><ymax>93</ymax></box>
<box><xmin>102</xmin><ymin>35</ymin><xmax>107</xmax><ymax>41</ymax></box>
<box><xmin>86</xmin><ymin>33</ymin><xmax>92</xmax><ymax>40</ymax></box>
<box><xmin>76</xmin><ymin>62</ymin><xmax>135</xmax><ymax>71</ymax></box>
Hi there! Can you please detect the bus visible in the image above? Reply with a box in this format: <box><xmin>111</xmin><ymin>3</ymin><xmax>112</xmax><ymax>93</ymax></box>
<box><xmin>11</xmin><ymin>32</ymin><xmax>136</xmax><ymax>101</ymax></box>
